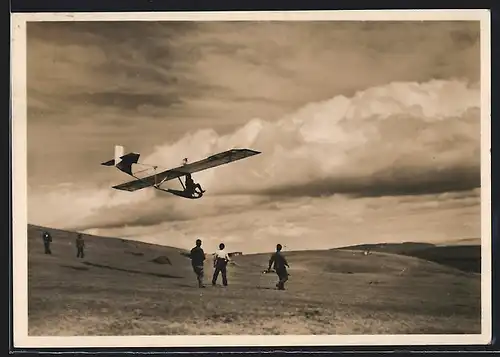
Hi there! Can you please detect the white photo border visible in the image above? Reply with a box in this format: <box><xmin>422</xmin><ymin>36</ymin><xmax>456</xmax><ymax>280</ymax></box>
<box><xmin>10</xmin><ymin>9</ymin><xmax>492</xmax><ymax>348</ymax></box>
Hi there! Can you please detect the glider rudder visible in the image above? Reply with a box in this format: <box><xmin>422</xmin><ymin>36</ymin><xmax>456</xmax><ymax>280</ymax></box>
<box><xmin>100</xmin><ymin>145</ymin><xmax>125</xmax><ymax>167</ymax></box>
<box><xmin>115</xmin><ymin>145</ymin><xmax>125</xmax><ymax>166</ymax></box>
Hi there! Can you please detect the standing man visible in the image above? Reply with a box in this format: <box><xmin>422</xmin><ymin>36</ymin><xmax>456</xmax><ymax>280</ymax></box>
<box><xmin>267</xmin><ymin>244</ymin><xmax>290</xmax><ymax>290</ymax></box>
<box><xmin>76</xmin><ymin>233</ymin><xmax>85</xmax><ymax>258</ymax></box>
<box><xmin>42</xmin><ymin>231</ymin><xmax>52</xmax><ymax>254</ymax></box>
<box><xmin>212</xmin><ymin>243</ymin><xmax>230</xmax><ymax>287</ymax></box>
<box><xmin>189</xmin><ymin>239</ymin><xmax>206</xmax><ymax>288</ymax></box>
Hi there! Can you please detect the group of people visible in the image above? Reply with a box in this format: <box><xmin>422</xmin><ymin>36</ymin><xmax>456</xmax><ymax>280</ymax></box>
<box><xmin>41</xmin><ymin>231</ymin><xmax>86</xmax><ymax>258</ymax></box>
<box><xmin>41</xmin><ymin>230</ymin><xmax>290</xmax><ymax>290</ymax></box>
<box><xmin>188</xmin><ymin>239</ymin><xmax>290</xmax><ymax>290</ymax></box>
<box><xmin>188</xmin><ymin>239</ymin><xmax>231</xmax><ymax>288</ymax></box>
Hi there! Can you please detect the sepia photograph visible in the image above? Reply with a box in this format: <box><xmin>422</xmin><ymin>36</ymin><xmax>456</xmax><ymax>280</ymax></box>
<box><xmin>11</xmin><ymin>10</ymin><xmax>491</xmax><ymax>348</ymax></box>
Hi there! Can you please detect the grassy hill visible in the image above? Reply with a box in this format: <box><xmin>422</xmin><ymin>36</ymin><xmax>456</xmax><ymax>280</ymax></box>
<box><xmin>27</xmin><ymin>224</ymin><xmax>481</xmax><ymax>336</ymax></box>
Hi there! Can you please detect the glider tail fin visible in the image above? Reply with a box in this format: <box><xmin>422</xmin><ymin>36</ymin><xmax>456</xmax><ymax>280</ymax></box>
<box><xmin>114</xmin><ymin>145</ymin><xmax>125</xmax><ymax>167</ymax></box>
<box><xmin>101</xmin><ymin>145</ymin><xmax>141</xmax><ymax>176</ymax></box>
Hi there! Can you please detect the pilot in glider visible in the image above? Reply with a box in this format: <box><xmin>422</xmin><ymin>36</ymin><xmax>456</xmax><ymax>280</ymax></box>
<box><xmin>101</xmin><ymin>145</ymin><xmax>261</xmax><ymax>199</ymax></box>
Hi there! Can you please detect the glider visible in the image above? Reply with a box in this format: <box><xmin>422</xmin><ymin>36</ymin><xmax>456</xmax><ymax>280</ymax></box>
<box><xmin>101</xmin><ymin>145</ymin><xmax>261</xmax><ymax>199</ymax></box>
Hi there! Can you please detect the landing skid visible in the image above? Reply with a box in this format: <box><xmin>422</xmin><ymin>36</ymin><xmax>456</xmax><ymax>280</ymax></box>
<box><xmin>164</xmin><ymin>188</ymin><xmax>203</xmax><ymax>199</ymax></box>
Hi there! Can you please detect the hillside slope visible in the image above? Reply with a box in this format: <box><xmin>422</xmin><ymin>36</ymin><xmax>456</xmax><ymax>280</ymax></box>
<box><xmin>28</xmin><ymin>225</ymin><xmax>481</xmax><ymax>336</ymax></box>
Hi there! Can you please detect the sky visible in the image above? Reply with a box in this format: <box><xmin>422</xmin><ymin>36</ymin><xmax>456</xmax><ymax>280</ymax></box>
<box><xmin>26</xmin><ymin>20</ymin><xmax>482</xmax><ymax>253</ymax></box>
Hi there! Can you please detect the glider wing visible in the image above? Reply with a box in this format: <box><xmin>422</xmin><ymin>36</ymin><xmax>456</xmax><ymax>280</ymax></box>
<box><xmin>112</xmin><ymin>148</ymin><xmax>261</xmax><ymax>192</ymax></box>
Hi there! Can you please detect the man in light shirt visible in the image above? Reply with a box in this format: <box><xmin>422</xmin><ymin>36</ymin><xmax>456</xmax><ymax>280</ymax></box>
<box><xmin>212</xmin><ymin>243</ymin><xmax>230</xmax><ymax>287</ymax></box>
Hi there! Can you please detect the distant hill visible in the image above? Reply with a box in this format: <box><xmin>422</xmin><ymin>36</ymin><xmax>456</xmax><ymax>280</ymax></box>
<box><xmin>334</xmin><ymin>240</ymin><xmax>481</xmax><ymax>273</ymax></box>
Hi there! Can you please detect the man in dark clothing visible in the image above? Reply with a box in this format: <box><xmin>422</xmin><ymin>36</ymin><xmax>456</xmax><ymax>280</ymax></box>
<box><xmin>185</xmin><ymin>173</ymin><xmax>205</xmax><ymax>196</ymax></box>
<box><xmin>212</xmin><ymin>243</ymin><xmax>230</xmax><ymax>287</ymax></box>
<box><xmin>189</xmin><ymin>239</ymin><xmax>206</xmax><ymax>288</ymax></box>
<box><xmin>42</xmin><ymin>231</ymin><xmax>52</xmax><ymax>254</ymax></box>
<box><xmin>267</xmin><ymin>244</ymin><xmax>290</xmax><ymax>290</ymax></box>
<box><xmin>76</xmin><ymin>233</ymin><xmax>85</xmax><ymax>258</ymax></box>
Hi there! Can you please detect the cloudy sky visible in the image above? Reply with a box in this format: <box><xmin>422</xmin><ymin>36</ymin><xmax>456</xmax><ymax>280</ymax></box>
<box><xmin>26</xmin><ymin>20</ymin><xmax>482</xmax><ymax>253</ymax></box>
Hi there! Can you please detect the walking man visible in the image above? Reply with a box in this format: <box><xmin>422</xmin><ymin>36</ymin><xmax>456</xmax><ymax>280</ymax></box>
<box><xmin>267</xmin><ymin>244</ymin><xmax>290</xmax><ymax>290</ymax></box>
<box><xmin>42</xmin><ymin>231</ymin><xmax>52</xmax><ymax>254</ymax></box>
<box><xmin>189</xmin><ymin>239</ymin><xmax>206</xmax><ymax>288</ymax></box>
<box><xmin>212</xmin><ymin>243</ymin><xmax>230</xmax><ymax>287</ymax></box>
<box><xmin>76</xmin><ymin>233</ymin><xmax>85</xmax><ymax>258</ymax></box>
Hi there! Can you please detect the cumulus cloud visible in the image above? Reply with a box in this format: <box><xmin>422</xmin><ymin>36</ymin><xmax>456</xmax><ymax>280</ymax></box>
<box><xmin>141</xmin><ymin>79</ymin><xmax>480</xmax><ymax>198</ymax></box>
<box><xmin>27</xmin><ymin>21</ymin><xmax>480</xmax><ymax>186</ymax></box>
<box><xmin>28</xmin><ymin>78</ymin><xmax>481</xmax><ymax>241</ymax></box>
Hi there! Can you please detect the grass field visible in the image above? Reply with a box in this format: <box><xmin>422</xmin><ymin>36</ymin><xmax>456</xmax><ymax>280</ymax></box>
<box><xmin>27</xmin><ymin>224</ymin><xmax>481</xmax><ymax>336</ymax></box>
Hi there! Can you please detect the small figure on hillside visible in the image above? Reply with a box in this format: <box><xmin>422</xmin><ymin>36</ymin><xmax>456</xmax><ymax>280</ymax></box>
<box><xmin>76</xmin><ymin>233</ymin><xmax>85</xmax><ymax>258</ymax></box>
<box><xmin>267</xmin><ymin>244</ymin><xmax>290</xmax><ymax>290</ymax></box>
<box><xmin>42</xmin><ymin>231</ymin><xmax>52</xmax><ymax>254</ymax></box>
<box><xmin>212</xmin><ymin>243</ymin><xmax>230</xmax><ymax>287</ymax></box>
<box><xmin>189</xmin><ymin>239</ymin><xmax>206</xmax><ymax>288</ymax></box>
